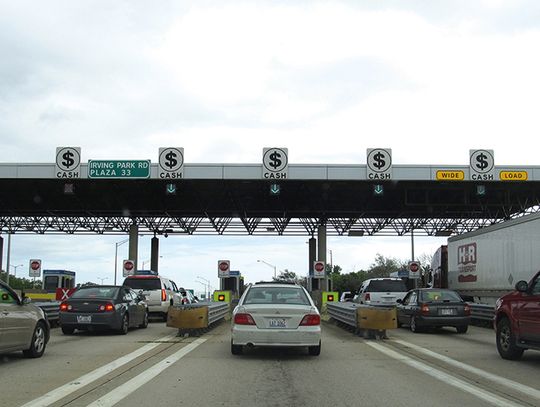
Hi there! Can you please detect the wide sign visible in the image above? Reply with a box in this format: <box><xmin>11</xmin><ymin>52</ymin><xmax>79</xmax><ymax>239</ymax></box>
<box><xmin>88</xmin><ymin>160</ymin><xmax>151</xmax><ymax>179</ymax></box>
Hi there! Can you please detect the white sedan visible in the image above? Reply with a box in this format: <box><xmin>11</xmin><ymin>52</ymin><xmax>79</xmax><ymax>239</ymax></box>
<box><xmin>231</xmin><ymin>282</ymin><xmax>321</xmax><ymax>356</ymax></box>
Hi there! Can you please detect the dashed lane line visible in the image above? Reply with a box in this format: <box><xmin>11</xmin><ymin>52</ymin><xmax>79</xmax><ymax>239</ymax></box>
<box><xmin>86</xmin><ymin>338</ymin><xmax>207</xmax><ymax>407</ymax></box>
<box><xmin>366</xmin><ymin>341</ymin><xmax>527</xmax><ymax>407</ymax></box>
<box><xmin>20</xmin><ymin>333</ymin><xmax>177</xmax><ymax>407</ymax></box>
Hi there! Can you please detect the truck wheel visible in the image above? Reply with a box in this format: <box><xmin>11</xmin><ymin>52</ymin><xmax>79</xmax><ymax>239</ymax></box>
<box><xmin>496</xmin><ymin>318</ymin><xmax>524</xmax><ymax>360</ymax></box>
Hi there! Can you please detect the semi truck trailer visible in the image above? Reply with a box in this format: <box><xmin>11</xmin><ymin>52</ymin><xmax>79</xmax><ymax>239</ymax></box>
<box><xmin>430</xmin><ymin>212</ymin><xmax>540</xmax><ymax>305</ymax></box>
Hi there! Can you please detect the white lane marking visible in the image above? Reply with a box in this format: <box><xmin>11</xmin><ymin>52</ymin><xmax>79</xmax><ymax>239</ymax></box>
<box><xmin>21</xmin><ymin>334</ymin><xmax>177</xmax><ymax>407</ymax></box>
<box><xmin>87</xmin><ymin>337</ymin><xmax>207</xmax><ymax>407</ymax></box>
<box><xmin>393</xmin><ymin>339</ymin><xmax>540</xmax><ymax>401</ymax></box>
<box><xmin>366</xmin><ymin>342</ymin><xmax>526</xmax><ymax>407</ymax></box>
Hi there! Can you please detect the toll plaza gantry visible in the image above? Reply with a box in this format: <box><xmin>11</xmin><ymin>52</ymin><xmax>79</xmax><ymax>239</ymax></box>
<box><xmin>1</xmin><ymin>147</ymin><xmax>540</xmax><ymax>292</ymax></box>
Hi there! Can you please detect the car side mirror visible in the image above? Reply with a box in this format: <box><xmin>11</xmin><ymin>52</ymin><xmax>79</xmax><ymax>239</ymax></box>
<box><xmin>515</xmin><ymin>280</ymin><xmax>528</xmax><ymax>292</ymax></box>
<box><xmin>22</xmin><ymin>297</ymin><xmax>32</xmax><ymax>305</ymax></box>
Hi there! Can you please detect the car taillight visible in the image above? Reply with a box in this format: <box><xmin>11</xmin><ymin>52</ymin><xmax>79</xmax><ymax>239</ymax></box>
<box><xmin>234</xmin><ymin>313</ymin><xmax>256</xmax><ymax>325</ymax></box>
<box><xmin>162</xmin><ymin>289</ymin><xmax>167</xmax><ymax>302</ymax></box>
<box><xmin>60</xmin><ymin>302</ymin><xmax>71</xmax><ymax>311</ymax></box>
<box><xmin>98</xmin><ymin>303</ymin><xmax>115</xmax><ymax>312</ymax></box>
<box><xmin>300</xmin><ymin>314</ymin><xmax>321</xmax><ymax>326</ymax></box>
<box><xmin>421</xmin><ymin>303</ymin><xmax>430</xmax><ymax>315</ymax></box>
<box><xmin>464</xmin><ymin>304</ymin><xmax>471</xmax><ymax>316</ymax></box>
<box><xmin>364</xmin><ymin>293</ymin><xmax>370</xmax><ymax>301</ymax></box>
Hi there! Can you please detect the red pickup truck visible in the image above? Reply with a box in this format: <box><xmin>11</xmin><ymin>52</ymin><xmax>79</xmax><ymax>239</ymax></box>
<box><xmin>494</xmin><ymin>271</ymin><xmax>540</xmax><ymax>359</ymax></box>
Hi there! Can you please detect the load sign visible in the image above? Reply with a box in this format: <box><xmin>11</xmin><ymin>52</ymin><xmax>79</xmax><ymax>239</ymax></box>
<box><xmin>29</xmin><ymin>259</ymin><xmax>42</xmax><ymax>278</ymax></box>
<box><xmin>218</xmin><ymin>260</ymin><xmax>230</xmax><ymax>278</ymax></box>
<box><xmin>123</xmin><ymin>259</ymin><xmax>135</xmax><ymax>277</ymax></box>
<box><xmin>313</xmin><ymin>261</ymin><xmax>325</xmax><ymax>278</ymax></box>
<box><xmin>408</xmin><ymin>261</ymin><xmax>421</xmax><ymax>279</ymax></box>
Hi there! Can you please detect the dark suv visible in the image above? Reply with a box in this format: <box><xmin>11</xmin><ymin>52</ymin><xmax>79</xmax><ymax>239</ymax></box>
<box><xmin>494</xmin><ymin>271</ymin><xmax>540</xmax><ymax>360</ymax></box>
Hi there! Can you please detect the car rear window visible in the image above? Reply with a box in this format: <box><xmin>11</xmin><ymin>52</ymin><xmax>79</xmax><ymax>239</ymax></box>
<box><xmin>420</xmin><ymin>290</ymin><xmax>462</xmax><ymax>302</ymax></box>
<box><xmin>243</xmin><ymin>287</ymin><xmax>310</xmax><ymax>305</ymax></box>
<box><xmin>366</xmin><ymin>280</ymin><xmax>407</xmax><ymax>292</ymax></box>
<box><xmin>123</xmin><ymin>278</ymin><xmax>161</xmax><ymax>290</ymax></box>
<box><xmin>71</xmin><ymin>287</ymin><xmax>119</xmax><ymax>299</ymax></box>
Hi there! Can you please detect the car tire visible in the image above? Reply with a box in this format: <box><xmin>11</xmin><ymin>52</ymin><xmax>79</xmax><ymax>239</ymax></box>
<box><xmin>118</xmin><ymin>314</ymin><xmax>129</xmax><ymax>335</ymax></box>
<box><xmin>456</xmin><ymin>325</ymin><xmax>468</xmax><ymax>334</ymax></box>
<box><xmin>410</xmin><ymin>316</ymin><xmax>422</xmax><ymax>333</ymax></box>
<box><xmin>162</xmin><ymin>312</ymin><xmax>168</xmax><ymax>322</ymax></box>
<box><xmin>61</xmin><ymin>326</ymin><xmax>75</xmax><ymax>335</ymax></box>
<box><xmin>139</xmin><ymin>311</ymin><xmax>149</xmax><ymax>329</ymax></box>
<box><xmin>231</xmin><ymin>341</ymin><xmax>243</xmax><ymax>355</ymax></box>
<box><xmin>496</xmin><ymin>318</ymin><xmax>524</xmax><ymax>360</ymax></box>
<box><xmin>23</xmin><ymin>321</ymin><xmax>47</xmax><ymax>358</ymax></box>
<box><xmin>308</xmin><ymin>341</ymin><xmax>321</xmax><ymax>356</ymax></box>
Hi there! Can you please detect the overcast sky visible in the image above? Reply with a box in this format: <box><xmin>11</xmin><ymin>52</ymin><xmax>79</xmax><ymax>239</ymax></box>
<box><xmin>2</xmin><ymin>1</ymin><xmax>540</xmax><ymax>292</ymax></box>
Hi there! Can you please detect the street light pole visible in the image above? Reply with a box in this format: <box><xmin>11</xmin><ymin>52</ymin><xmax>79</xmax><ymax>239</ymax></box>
<box><xmin>197</xmin><ymin>276</ymin><xmax>211</xmax><ymax>301</ymax></box>
<box><xmin>10</xmin><ymin>264</ymin><xmax>23</xmax><ymax>278</ymax></box>
<box><xmin>114</xmin><ymin>238</ymin><xmax>129</xmax><ymax>285</ymax></box>
<box><xmin>98</xmin><ymin>277</ymin><xmax>108</xmax><ymax>285</ymax></box>
<box><xmin>257</xmin><ymin>259</ymin><xmax>277</xmax><ymax>279</ymax></box>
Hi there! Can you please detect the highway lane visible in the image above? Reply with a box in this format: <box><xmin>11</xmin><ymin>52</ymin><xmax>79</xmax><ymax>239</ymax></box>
<box><xmin>1</xmin><ymin>321</ymin><xmax>539</xmax><ymax>407</ymax></box>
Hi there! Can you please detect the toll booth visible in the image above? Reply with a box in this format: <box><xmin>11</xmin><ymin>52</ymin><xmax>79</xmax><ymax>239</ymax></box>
<box><xmin>220</xmin><ymin>271</ymin><xmax>243</xmax><ymax>298</ymax></box>
<box><xmin>42</xmin><ymin>270</ymin><xmax>76</xmax><ymax>292</ymax></box>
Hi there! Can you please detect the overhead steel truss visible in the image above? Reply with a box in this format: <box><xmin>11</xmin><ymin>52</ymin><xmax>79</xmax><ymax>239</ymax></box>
<box><xmin>1</xmin><ymin>207</ymin><xmax>540</xmax><ymax>237</ymax></box>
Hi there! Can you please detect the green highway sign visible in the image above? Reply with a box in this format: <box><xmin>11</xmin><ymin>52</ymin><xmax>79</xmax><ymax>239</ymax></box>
<box><xmin>88</xmin><ymin>160</ymin><xmax>151</xmax><ymax>179</ymax></box>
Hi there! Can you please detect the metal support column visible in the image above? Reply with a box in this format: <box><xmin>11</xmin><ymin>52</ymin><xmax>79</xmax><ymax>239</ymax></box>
<box><xmin>0</xmin><ymin>236</ymin><xmax>3</xmax><ymax>282</ymax></box>
<box><xmin>150</xmin><ymin>236</ymin><xmax>159</xmax><ymax>273</ymax></box>
<box><xmin>308</xmin><ymin>237</ymin><xmax>316</xmax><ymax>291</ymax></box>
<box><xmin>318</xmin><ymin>225</ymin><xmax>327</xmax><ymax>292</ymax></box>
<box><xmin>129</xmin><ymin>224</ymin><xmax>139</xmax><ymax>271</ymax></box>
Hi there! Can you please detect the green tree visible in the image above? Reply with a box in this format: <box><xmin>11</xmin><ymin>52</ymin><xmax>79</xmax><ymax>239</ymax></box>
<box><xmin>1</xmin><ymin>271</ymin><xmax>40</xmax><ymax>289</ymax></box>
<box><xmin>273</xmin><ymin>269</ymin><xmax>305</xmax><ymax>286</ymax></box>
<box><xmin>367</xmin><ymin>253</ymin><xmax>404</xmax><ymax>278</ymax></box>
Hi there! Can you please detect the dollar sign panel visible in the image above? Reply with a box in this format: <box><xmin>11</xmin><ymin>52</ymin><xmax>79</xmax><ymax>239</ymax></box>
<box><xmin>367</xmin><ymin>148</ymin><xmax>392</xmax><ymax>180</ymax></box>
<box><xmin>159</xmin><ymin>147</ymin><xmax>184</xmax><ymax>177</ymax></box>
<box><xmin>55</xmin><ymin>147</ymin><xmax>81</xmax><ymax>176</ymax></box>
<box><xmin>263</xmin><ymin>148</ymin><xmax>288</xmax><ymax>178</ymax></box>
<box><xmin>469</xmin><ymin>149</ymin><xmax>494</xmax><ymax>179</ymax></box>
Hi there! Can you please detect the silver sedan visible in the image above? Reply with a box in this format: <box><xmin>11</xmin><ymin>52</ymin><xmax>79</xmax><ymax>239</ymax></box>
<box><xmin>0</xmin><ymin>280</ymin><xmax>50</xmax><ymax>358</ymax></box>
<box><xmin>231</xmin><ymin>283</ymin><xmax>321</xmax><ymax>356</ymax></box>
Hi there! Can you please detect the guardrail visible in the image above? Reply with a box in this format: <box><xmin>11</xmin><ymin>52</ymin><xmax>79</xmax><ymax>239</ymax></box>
<box><xmin>35</xmin><ymin>301</ymin><xmax>60</xmax><ymax>324</ymax></box>
<box><xmin>327</xmin><ymin>302</ymin><xmax>358</xmax><ymax>327</ymax></box>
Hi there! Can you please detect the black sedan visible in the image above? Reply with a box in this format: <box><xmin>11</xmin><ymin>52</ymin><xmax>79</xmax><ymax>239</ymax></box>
<box><xmin>396</xmin><ymin>288</ymin><xmax>470</xmax><ymax>333</ymax></box>
<box><xmin>59</xmin><ymin>285</ymin><xmax>148</xmax><ymax>335</ymax></box>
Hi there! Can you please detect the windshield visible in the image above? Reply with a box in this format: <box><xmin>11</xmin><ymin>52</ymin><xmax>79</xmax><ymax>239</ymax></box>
<box><xmin>420</xmin><ymin>290</ymin><xmax>463</xmax><ymax>302</ymax></box>
<box><xmin>366</xmin><ymin>280</ymin><xmax>407</xmax><ymax>292</ymax></box>
<box><xmin>71</xmin><ymin>287</ymin><xmax>119</xmax><ymax>299</ymax></box>
<box><xmin>243</xmin><ymin>286</ymin><xmax>310</xmax><ymax>305</ymax></box>
<box><xmin>123</xmin><ymin>278</ymin><xmax>161</xmax><ymax>290</ymax></box>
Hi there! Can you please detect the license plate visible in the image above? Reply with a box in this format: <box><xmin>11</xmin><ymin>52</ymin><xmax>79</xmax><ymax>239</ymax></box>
<box><xmin>77</xmin><ymin>315</ymin><xmax>92</xmax><ymax>323</ymax></box>
<box><xmin>440</xmin><ymin>309</ymin><xmax>455</xmax><ymax>316</ymax></box>
<box><xmin>269</xmin><ymin>318</ymin><xmax>287</xmax><ymax>328</ymax></box>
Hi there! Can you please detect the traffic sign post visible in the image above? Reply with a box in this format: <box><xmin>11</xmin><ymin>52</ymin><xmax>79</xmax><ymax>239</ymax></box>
<box><xmin>159</xmin><ymin>147</ymin><xmax>184</xmax><ymax>179</ymax></box>
<box><xmin>313</xmin><ymin>261</ymin><xmax>325</xmax><ymax>279</ymax></box>
<box><xmin>262</xmin><ymin>148</ymin><xmax>288</xmax><ymax>179</ymax></box>
<box><xmin>29</xmin><ymin>259</ymin><xmax>42</xmax><ymax>278</ymax></box>
<box><xmin>218</xmin><ymin>260</ymin><xmax>230</xmax><ymax>278</ymax></box>
<box><xmin>367</xmin><ymin>148</ymin><xmax>392</xmax><ymax>180</ymax></box>
<box><xmin>56</xmin><ymin>147</ymin><xmax>81</xmax><ymax>178</ymax></box>
<box><xmin>123</xmin><ymin>259</ymin><xmax>135</xmax><ymax>277</ymax></box>
<box><xmin>408</xmin><ymin>261</ymin><xmax>421</xmax><ymax>279</ymax></box>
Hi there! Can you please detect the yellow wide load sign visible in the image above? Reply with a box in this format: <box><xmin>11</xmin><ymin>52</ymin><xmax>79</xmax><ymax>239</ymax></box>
<box><xmin>357</xmin><ymin>306</ymin><xmax>397</xmax><ymax>330</ymax></box>
<box><xmin>499</xmin><ymin>171</ymin><xmax>528</xmax><ymax>181</ymax></box>
<box><xmin>436</xmin><ymin>170</ymin><xmax>464</xmax><ymax>181</ymax></box>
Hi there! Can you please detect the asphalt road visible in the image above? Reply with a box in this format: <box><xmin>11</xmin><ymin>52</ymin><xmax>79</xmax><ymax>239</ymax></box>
<box><xmin>1</xmin><ymin>320</ymin><xmax>539</xmax><ymax>407</ymax></box>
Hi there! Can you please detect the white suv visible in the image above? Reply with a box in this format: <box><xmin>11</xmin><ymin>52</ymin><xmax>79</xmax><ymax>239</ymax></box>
<box><xmin>354</xmin><ymin>278</ymin><xmax>408</xmax><ymax>306</ymax></box>
<box><xmin>123</xmin><ymin>272</ymin><xmax>182</xmax><ymax>320</ymax></box>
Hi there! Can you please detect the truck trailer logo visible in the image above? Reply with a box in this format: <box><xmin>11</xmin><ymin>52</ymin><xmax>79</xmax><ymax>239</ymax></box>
<box><xmin>457</xmin><ymin>243</ymin><xmax>477</xmax><ymax>282</ymax></box>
